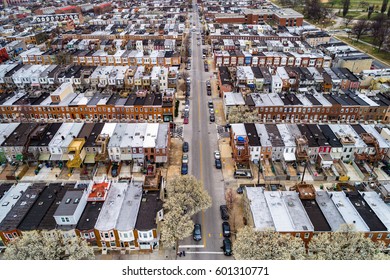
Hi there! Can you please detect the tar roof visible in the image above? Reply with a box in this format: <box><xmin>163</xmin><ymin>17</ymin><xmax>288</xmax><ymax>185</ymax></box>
<box><xmin>85</xmin><ymin>123</ymin><xmax>105</xmax><ymax>147</ymax></box>
<box><xmin>301</xmin><ymin>199</ymin><xmax>331</xmax><ymax>232</ymax></box>
<box><xmin>318</xmin><ymin>125</ymin><xmax>342</xmax><ymax>148</ymax></box>
<box><xmin>360</xmin><ymin>192</ymin><xmax>390</xmax><ymax>231</ymax></box>
<box><xmin>0</xmin><ymin>183</ymin><xmax>30</xmax><ymax>224</ymax></box>
<box><xmin>38</xmin><ymin>183</ymin><xmax>73</xmax><ymax>230</ymax></box>
<box><xmin>29</xmin><ymin>123</ymin><xmax>62</xmax><ymax>147</ymax></box>
<box><xmin>265</xmin><ymin>124</ymin><xmax>284</xmax><ymax>147</ymax></box>
<box><xmin>345</xmin><ymin>190</ymin><xmax>387</xmax><ymax>231</ymax></box>
<box><xmin>315</xmin><ymin>191</ymin><xmax>346</xmax><ymax>231</ymax></box>
<box><xmin>0</xmin><ymin>183</ymin><xmax>13</xmax><ymax>200</ymax></box>
<box><xmin>76</xmin><ymin>201</ymin><xmax>104</xmax><ymax>231</ymax></box>
<box><xmin>116</xmin><ymin>181</ymin><xmax>143</xmax><ymax>231</ymax></box>
<box><xmin>245</xmin><ymin>187</ymin><xmax>275</xmax><ymax>230</ymax></box>
<box><xmin>2</xmin><ymin>123</ymin><xmax>37</xmax><ymax>147</ymax></box>
<box><xmin>0</xmin><ymin>183</ymin><xmax>46</xmax><ymax>231</ymax></box>
<box><xmin>18</xmin><ymin>183</ymin><xmax>61</xmax><ymax>231</ymax></box>
<box><xmin>135</xmin><ymin>190</ymin><xmax>163</xmax><ymax>230</ymax></box>
<box><xmin>95</xmin><ymin>182</ymin><xmax>128</xmax><ymax>231</ymax></box>
<box><xmin>244</xmin><ymin>123</ymin><xmax>261</xmax><ymax>146</ymax></box>
<box><xmin>53</xmin><ymin>189</ymin><xmax>86</xmax><ymax>217</ymax></box>
<box><xmin>328</xmin><ymin>191</ymin><xmax>370</xmax><ymax>232</ymax></box>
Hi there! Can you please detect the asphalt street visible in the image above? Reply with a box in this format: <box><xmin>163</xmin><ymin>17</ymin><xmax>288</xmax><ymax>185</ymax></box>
<box><xmin>179</xmin><ymin>2</ymin><xmax>230</xmax><ymax>260</ymax></box>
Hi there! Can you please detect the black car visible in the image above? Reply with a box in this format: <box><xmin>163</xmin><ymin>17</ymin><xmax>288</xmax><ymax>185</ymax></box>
<box><xmin>220</xmin><ymin>205</ymin><xmax>229</xmax><ymax>220</ymax></box>
<box><xmin>193</xmin><ymin>224</ymin><xmax>202</xmax><ymax>241</ymax></box>
<box><xmin>111</xmin><ymin>163</ymin><xmax>119</xmax><ymax>177</ymax></box>
<box><xmin>210</xmin><ymin>114</ymin><xmax>215</xmax><ymax>122</ymax></box>
<box><xmin>222</xmin><ymin>238</ymin><xmax>232</xmax><ymax>256</ymax></box>
<box><xmin>236</xmin><ymin>186</ymin><xmax>244</xmax><ymax>194</ymax></box>
<box><xmin>215</xmin><ymin>158</ymin><xmax>222</xmax><ymax>169</ymax></box>
<box><xmin>208</xmin><ymin>100</ymin><xmax>214</xmax><ymax>108</ymax></box>
<box><xmin>207</xmin><ymin>89</ymin><xmax>211</xmax><ymax>96</ymax></box>
<box><xmin>222</xmin><ymin>222</ymin><xmax>231</xmax><ymax>237</ymax></box>
<box><xmin>181</xmin><ymin>163</ymin><xmax>188</xmax><ymax>175</ymax></box>
<box><xmin>182</xmin><ymin>142</ymin><xmax>189</xmax><ymax>152</ymax></box>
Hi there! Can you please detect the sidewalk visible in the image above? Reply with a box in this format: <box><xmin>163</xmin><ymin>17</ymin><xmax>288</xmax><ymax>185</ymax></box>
<box><xmin>95</xmin><ymin>248</ymin><xmax>177</xmax><ymax>260</ymax></box>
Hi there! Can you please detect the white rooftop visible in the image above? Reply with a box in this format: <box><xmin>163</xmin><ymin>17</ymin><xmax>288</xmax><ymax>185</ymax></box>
<box><xmin>95</xmin><ymin>182</ymin><xmax>128</xmax><ymax>231</ymax></box>
<box><xmin>263</xmin><ymin>191</ymin><xmax>295</xmax><ymax>232</ymax></box>
<box><xmin>277</xmin><ymin>124</ymin><xmax>296</xmax><ymax>147</ymax></box>
<box><xmin>0</xmin><ymin>183</ymin><xmax>29</xmax><ymax>224</ymax></box>
<box><xmin>361</xmin><ymin>124</ymin><xmax>390</xmax><ymax>149</ymax></box>
<box><xmin>328</xmin><ymin>191</ymin><xmax>370</xmax><ymax>232</ymax></box>
<box><xmin>280</xmin><ymin>191</ymin><xmax>314</xmax><ymax>232</ymax></box>
<box><xmin>255</xmin><ymin>123</ymin><xmax>272</xmax><ymax>147</ymax></box>
<box><xmin>143</xmin><ymin>123</ymin><xmax>159</xmax><ymax>148</ymax></box>
<box><xmin>224</xmin><ymin>92</ymin><xmax>245</xmax><ymax>106</ymax></box>
<box><xmin>115</xmin><ymin>180</ymin><xmax>143</xmax><ymax>231</ymax></box>
<box><xmin>246</xmin><ymin>187</ymin><xmax>275</xmax><ymax>230</ymax></box>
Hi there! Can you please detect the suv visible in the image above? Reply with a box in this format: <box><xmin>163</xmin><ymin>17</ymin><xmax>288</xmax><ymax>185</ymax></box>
<box><xmin>193</xmin><ymin>224</ymin><xmax>202</xmax><ymax>241</ymax></box>
<box><xmin>220</xmin><ymin>205</ymin><xmax>229</xmax><ymax>220</ymax></box>
<box><xmin>208</xmin><ymin>100</ymin><xmax>213</xmax><ymax>108</ymax></box>
<box><xmin>222</xmin><ymin>238</ymin><xmax>232</xmax><ymax>256</ymax></box>
<box><xmin>215</xmin><ymin>158</ymin><xmax>222</xmax><ymax>169</ymax></box>
<box><xmin>234</xmin><ymin>170</ymin><xmax>252</xmax><ymax>178</ymax></box>
<box><xmin>182</xmin><ymin>142</ymin><xmax>189</xmax><ymax>152</ymax></box>
<box><xmin>181</xmin><ymin>163</ymin><xmax>188</xmax><ymax>175</ymax></box>
<box><xmin>222</xmin><ymin>222</ymin><xmax>231</xmax><ymax>237</ymax></box>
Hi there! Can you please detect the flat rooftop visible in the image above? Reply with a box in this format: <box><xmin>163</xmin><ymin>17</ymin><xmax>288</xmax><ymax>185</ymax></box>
<box><xmin>135</xmin><ymin>190</ymin><xmax>163</xmax><ymax>231</ymax></box>
<box><xmin>245</xmin><ymin>187</ymin><xmax>275</xmax><ymax>230</ymax></box>
<box><xmin>315</xmin><ymin>191</ymin><xmax>346</xmax><ymax>231</ymax></box>
<box><xmin>360</xmin><ymin>192</ymin><xmax>390</xmax><ymax>231</ymax></box>
<box><xmin>116</xmin><ymin>181</ymin><xmax>143</xmax><ymax>231</ymax></box>
<box><xmin>328</xmin><ymin>191</ymin><xmax>370</xmax><ymax>232</ymax></box>
<box><xmin>95</xmin><ymin>182</ymin><xmax>128</xmax><ymax>231</ymax></box>
<box><xmin>76</xmin><ymin>201</ymin><xmax>104</xmax><ymax>231</ymax></box>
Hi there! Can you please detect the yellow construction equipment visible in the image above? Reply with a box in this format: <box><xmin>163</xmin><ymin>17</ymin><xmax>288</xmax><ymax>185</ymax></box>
<box><xmin>66</xmin><ymin>138</ymin><xmax>86</xmax><ymax>168</ymax></box>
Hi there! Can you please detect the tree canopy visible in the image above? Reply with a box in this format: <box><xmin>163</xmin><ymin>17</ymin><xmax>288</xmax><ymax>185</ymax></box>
<box><xmin>4</xmin><ymin>230</ymin><xmax>95</xmax><ymax>260</ymax></box>
<box><xmin>233</xmin><ymin>227</ymin><xmax>306</xmax><ymax>260</ymax></box>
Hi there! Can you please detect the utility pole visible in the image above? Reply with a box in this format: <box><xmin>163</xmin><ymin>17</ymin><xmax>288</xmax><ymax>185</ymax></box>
<box><xmin>257</xmin><ymin>155</ymin><xmax>263</xmax><ymax>185</ymax></box>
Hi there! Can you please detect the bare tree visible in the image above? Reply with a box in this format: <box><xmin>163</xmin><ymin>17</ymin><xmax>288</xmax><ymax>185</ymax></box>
<box><xmin>352</xmin><ymin>20</ymin><xmax>371</xmax><ymax>40</ymax></box>
<box><xmin>227</xmin><ymin>106</ymin><xmax>258</xmax><ymax>123</ymax></box>
<box><xmin>381</xmin><ymin>0</ymin><xmax>389</xmax><ymax>13</ymax></box>
<box><xmin>371</xmin><ymin>16</ymin><xmax>390</xmax><ymax>50</ymax></box>
<box><xmin>342</xmin><ymin>0</ymin><xmax>351</xmax><ymax>17</ymax></box>
<box><xmin>344</xmin><ymin>15</ymin><xmax>354</xmax><ymax>27</ymax></box>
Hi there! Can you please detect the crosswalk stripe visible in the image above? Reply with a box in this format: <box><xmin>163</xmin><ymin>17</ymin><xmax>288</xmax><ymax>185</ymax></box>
<box><xmin>184</xmin><ymin>251</ymin><xmax>224</xmax><ymax>255</ymax></box>
<box><xmin>179</xmin><ymin>244</ymin><xmax>205</xmax><ymax>248</ymax></box>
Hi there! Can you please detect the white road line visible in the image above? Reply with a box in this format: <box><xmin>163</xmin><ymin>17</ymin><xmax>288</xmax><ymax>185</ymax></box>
<box><xmin>179</xmin><ymin>244</ymin><xmax>205</xmax><ymax>248</ymax></box>
<box><xmin>184</xmin><ymin>251</ymin><xmax>224</xmax><ymax>255</ymax></box>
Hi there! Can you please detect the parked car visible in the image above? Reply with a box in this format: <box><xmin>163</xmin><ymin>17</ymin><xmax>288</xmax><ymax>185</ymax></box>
<box><xmin>222</xmin><ymin>238</ymin><xmax>232</xmax><ymax>256</ymax></box>
<box><xmin>214</xmin><ymin>150</ymin><xmax>221</xmax><ymax>159</ymax></box>
<box><xmin>220</xmin><ymin>205</ymin><xmax>229</xmax><ymax>220</ymax></box>
<box><xmin>236</xmin><ymin>186</ymin><xmax>244</xmax><ymax>194</ymax></box>
<box><xmin>209</xmin><ymin>108</ymin><xmax>214</xmax><ymax>114</ymax></box>
<box><xmin>111</xmin><ymin>163</ymin><xmax>119</xmax><ymax>177</ymax></box>
<box><xmin>182</xmin><ymin>154</ymin><xmax>189</xmax><ymax>164</ymax></box>
<box><xmin>234</xmin><ymin>170</ymin><xmax>252</xmax><ymax>178</ymax></box>
<box><xmin>209</xmin><ymin>114</ymin><xmax>215</xmax><ymax>122</ymax></box>
<box><xmin>184</xmin><ymin>117</ymin><xmax>189</xmax><ymax>124</ymax></box>
<box><xmin>193</xmin><ymin>224</ymin><xmax>202</xmax><ymax>241</ymax></box>
<box><xmin>208</xmin><ymin>100</ymin><xmax>213</xmax><ymax>108</ymax></box>
<box><xmin>215</xmin><ymin>159</ymin><xmax>222</xmax><ymax>169</ymax></box>
<box><xmin>181</xmin><ymin>163</ymin><xmax>188</xmax><ymax>175</ymax></box>
<box><xmin>182</xmin><ymin>141</ymin><xmax>189</xmax><ymax>152</ymax></box>
<box><xmin>222</xmin><ymin>222</ymin><xmax>231</xmax><ymax>237</ymax></box>
<box><xmin>207</xmin><ymin>89</ymin><xmax>211</xmax><ymax>96</ymax></box>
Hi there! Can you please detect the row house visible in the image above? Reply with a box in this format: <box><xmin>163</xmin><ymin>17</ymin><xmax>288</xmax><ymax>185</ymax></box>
<box><xmin>244</xmin><ymin>186</ymin><xmax>390</xmax><ymax>247</ymax></box>
<box><xmin>0</xmin><ymin>183</ymin><xmax>45</xmax><ymax>246</ymax></box>
<box><xmin>22</xmin><ymin>48</ymin><xmax>181</xmax><ymax>67</ymax></box>
<box><xmin>230</xmin><ymin>123</ymin><xmax>390</xmax><ymax>165</ymax></box>
<box><xmin>214</xmin><ymin>50</ymin><xmax>331</xmax><ymax>68</ymax></box>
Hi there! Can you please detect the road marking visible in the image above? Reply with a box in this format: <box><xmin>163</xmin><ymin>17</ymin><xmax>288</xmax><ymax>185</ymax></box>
<box><xmin>184</xmin><ymin>251</ymin><xmax>224</xmax><ymax>255</ymax></box>
<box><xmin>179</xmin><ymin>244</ymin><xmax>205</xmax><ymax>248</ymax></box>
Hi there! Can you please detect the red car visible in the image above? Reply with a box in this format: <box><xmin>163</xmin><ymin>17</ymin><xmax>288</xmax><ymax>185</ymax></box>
<box><xmin>184</xmin><ymin>117</ymin><xmax>189</xmax><ymax>124</ymax></box>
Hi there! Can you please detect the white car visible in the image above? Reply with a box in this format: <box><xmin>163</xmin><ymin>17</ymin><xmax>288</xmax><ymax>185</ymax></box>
<box><xmin>214</xmin><ymin>151</ymin><xmax>221</xmax><ymax>160</ymax></box>
<box><xmin>182</xmin><ymin>154</ymin><xmax>189</xmax><ymax>164</ymax></box>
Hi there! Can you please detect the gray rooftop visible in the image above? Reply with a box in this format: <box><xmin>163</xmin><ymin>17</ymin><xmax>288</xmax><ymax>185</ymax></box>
<box><xmin>315</xmin><ymin>191</ymin><xmax>347</xmax><ymax>231</ymax></box>
<box><xmin>115</xmin><ymin>181</ymin><xmax>143</xmax><ymax>231</ymax></box>
<box><xmin>95</xmin><ymin>182</ymin><xmax>128</xmax><ymax>231</ymax></box>
<box><xmin>245</xmin><ymin>187</ymin><xmax>275</xmax><ymax>230</ymax></box>
<box><xmin>360</xmin><ymin>191</ymin><xmax>390</xmax><ymax>231</ymax></box>
<box><xmin>53</xmin><ymin>189</ymin><xmax>86</xmax><ymax>217</ymax></box>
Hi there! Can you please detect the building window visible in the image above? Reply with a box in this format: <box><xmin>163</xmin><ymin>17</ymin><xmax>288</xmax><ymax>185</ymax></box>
<box><xmin>304</xmin><ymin>233</ymin><xmax>310</xmax><ymax>239</ymax></box>
<box><xmin>377</xmin><ymin>233</ymin><xmax>383</xmax><ymax>239</ymax></box>
<box><xmin>295</xmin><ymin>233</ymin><xmax>300</xmax><ymax>238</ymax></box>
